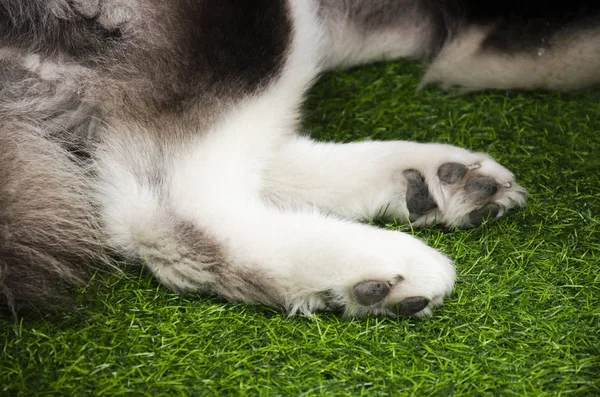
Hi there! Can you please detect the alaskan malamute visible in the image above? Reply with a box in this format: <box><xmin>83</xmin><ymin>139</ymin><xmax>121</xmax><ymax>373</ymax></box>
<box><xmin>1</xmin><ymin>0</ymin><xmax>597</xmax><ymax>317</ymax></box>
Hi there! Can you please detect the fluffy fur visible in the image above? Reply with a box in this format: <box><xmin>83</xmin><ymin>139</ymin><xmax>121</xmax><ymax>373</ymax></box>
<box><xmin>0</xmin><ymin>0</ymin><xmax>597</xmax><ymax>318</ymax></box>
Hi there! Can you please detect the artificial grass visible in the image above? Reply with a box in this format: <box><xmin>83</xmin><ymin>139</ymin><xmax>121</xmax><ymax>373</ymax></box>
<box><xmin>1</xmin><ymin>61</ymin><xmax>599</xmax><ymax>396</ymax></box>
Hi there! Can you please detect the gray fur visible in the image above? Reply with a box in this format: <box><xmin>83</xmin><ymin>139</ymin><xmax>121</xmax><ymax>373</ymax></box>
<box><xmin>318</xmin><ymin>0</ymin><xmax>448</xmax><ymax>60</ymax></box>
<box><xmin>0</xmin><ymin>122</ymin><xmax>108</xmax><ymax>314</ymax></box>
<box><xmin>170</xmin><ymin>221</ymin><xmax>283</xmax><ymax>306</ymax></box>
<box><xmin>0</xmin><ymin>49</ymin><xmax>110</xmax><ymax>315</ymax></box>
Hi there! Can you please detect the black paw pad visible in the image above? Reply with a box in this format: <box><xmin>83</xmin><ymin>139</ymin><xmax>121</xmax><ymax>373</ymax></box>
<box><xmin>403</xmin><ymin>169</ymin><xmax>437</xmax><ymax>217</ymax></box>
<box><xmin>468</xmin><ymin>203</ymin><xmax>500</xmax><ymax>226</ymax></box>
<box><xmin>437</xmin><ymin>162</ymin><xmax>468</xmax><ymax>184</ymax></box>
<box><xmin>353</xmin><ymin>280</ymin><xmax>390</xmax><ymax>306</ymax></box>
<box><xmin>465</xmin><ymin>176</ymin><xmax>499</xmax><ymax>202</ymax></box>
<box><xmin>391</xmin><ymin>296</ymin><xmax>430</xmax><ymax>315</ymax></box>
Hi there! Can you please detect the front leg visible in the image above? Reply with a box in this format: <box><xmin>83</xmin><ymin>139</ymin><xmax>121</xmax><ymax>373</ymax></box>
<box><xmin>263</xmin><ymin>137</ymin><xmax>526</xmax><ymax>227</ymax></box>
<box><xmin>149</xmin><ymin>206</ymin><xmax>456</xmax><ymax>318</ymax></box>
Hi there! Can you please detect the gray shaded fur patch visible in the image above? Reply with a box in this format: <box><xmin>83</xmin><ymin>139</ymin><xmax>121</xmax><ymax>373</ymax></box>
<box><xmin>156</xmin><ymin>221</ymin><xmax>283</xmax><ymax>307</ymax></box>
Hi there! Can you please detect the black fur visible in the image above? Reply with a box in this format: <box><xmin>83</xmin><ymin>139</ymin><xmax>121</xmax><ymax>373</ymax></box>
<box><xmin>123</xmin><ymin>0</ymin><xmax>292</xmax><ymax>114</ymax></box>
<box><xmin>184</xmin><ymin>0</ymin><xmax>292</xmax><ymax>95</ymax></box>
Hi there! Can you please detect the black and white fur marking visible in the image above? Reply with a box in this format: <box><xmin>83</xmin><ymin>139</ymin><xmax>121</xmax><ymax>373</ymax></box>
<box><xmin>1</xmin><ymin>0</ymin><xmax>597</xmax><ymax>318</ymax></box>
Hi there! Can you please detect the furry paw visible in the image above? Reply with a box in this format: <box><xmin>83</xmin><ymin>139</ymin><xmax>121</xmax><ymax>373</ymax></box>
<box><xmin>402</xmin><ymin>146</ymin><xmax>526</xmax><ymax>228</ymax></box>
<box><xmin>325</xmin><ymin>232</ymin><xmax>456</xmax><ymax>318</ymax></box>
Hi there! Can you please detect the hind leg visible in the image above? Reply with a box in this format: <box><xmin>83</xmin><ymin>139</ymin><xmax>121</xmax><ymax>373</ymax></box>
<box><xmin>318</xmin><ymin>0</ymin><xmax>600</xmax><ymax>90</ymax></box>
<box><xmin>317</xmin><ymin>0</ymin><xmax>442</xmax><ymax>69</ymax></box>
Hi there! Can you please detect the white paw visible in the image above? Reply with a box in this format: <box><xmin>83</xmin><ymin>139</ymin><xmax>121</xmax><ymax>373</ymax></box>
<box><xmin>325</xmin><ymin>232</ymin><xmax>456</xmax><ymax>318</ymax></box>
<box><xmin>402</xmin><ymin>145</ymin><xmax>527</xmax><ymax>228</ymax></box>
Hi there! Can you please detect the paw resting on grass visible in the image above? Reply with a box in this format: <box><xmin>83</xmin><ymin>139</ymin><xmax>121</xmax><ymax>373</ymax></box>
<box><xmin>401</xmin><ymin>146</ymin><xmax>527</xmax><ymax>228</ymax></box>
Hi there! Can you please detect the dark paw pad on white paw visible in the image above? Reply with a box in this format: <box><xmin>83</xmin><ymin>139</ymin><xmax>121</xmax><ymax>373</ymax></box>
<box><xmin>390</xmin><ymin>296</ymin><xmax>430</xmax><ymax>315</ymax></box>
<box><xmin>403</xmin><ymin>169</ymin><xmax>437</xmax><ymax>218</ymax></box>
<box><xmin>468</xmin><ymin>203</ymin><xmax>500</xmax><ymax>226</ymax></box>
<box><xmin>353</xmin><ymin>280</ymin><xmax>430</xmax><ymax>316</ymax></box>
<box><xmin>403</xmin><ymin>161</ymin><xmax>522</xmax><ymax>229</ymax></box>
<box><xmin>439</xmin><ymin>163</ymin><xmax>500</xmax><ymax>203</ymax></box>
<box><xmin>437</xmin><ymin>162</ymin><xmax>469</xmax><ymax>184</ymax></box>
<box><xmin>465</xmin><ymin>176</ymin><xmax>499</xmax><ymax>202</ymax></box>
<box><xmin>353</xmin><ymin>280</ymin><xmax>390</xmax><ymax>306</ymax></box>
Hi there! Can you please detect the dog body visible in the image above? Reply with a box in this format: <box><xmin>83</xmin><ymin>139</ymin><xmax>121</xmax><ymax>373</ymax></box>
<box><xmin>1</xmin><ymin>0</ymin><xmax>598</xmax><ymax>316</ymax></box>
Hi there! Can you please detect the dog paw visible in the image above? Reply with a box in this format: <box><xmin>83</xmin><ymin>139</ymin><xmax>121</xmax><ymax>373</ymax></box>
<box><xmin>402</xmin><ymin>146</ymin><xmax>526</xmax><ymax>228</ymax></box>
<box><xmin>325</xmin><ymin>233</ymin><xmax>456</xmax><ymax>318</ymax></box>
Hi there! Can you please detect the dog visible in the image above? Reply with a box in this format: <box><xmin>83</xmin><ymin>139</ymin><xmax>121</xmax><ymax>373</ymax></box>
<box><xmin>1</xmin><ymin>0</ymin><xmax>598</xmax><ymax>318</ymax></box>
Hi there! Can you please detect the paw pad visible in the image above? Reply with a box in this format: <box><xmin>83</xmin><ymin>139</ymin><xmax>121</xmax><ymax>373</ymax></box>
<box><xmin>468</xmin><ymin>203</ymin><xmax>500</xmax><ymax>226</ymax></box>
<box><xmin>391</xmin><ymin>296</ymin><xmax>430</xmax><ymax>315</ymax></box>
<box><xmin>465</xmin><ymin>175</ymin><xmax>499</xmax><ymax>202</ymax></box>
<box><xmin>353</xmin><ymin>280</ymin><xmax>390</xmax><ymax>306</ymax></box>
<box><xmin>353</xmin><ymin>280</ymin><xmax>432</xmax><ymax>316</ymax></box>
<box><xmin>403</xmin><ymin>169</ymin><xmax>437</xmax><ymax>218</ymax></box>
<box><xmin>437</xmin><ymin>162</ymin><xmax>469</xmax><ymax>184</ymax></box>
<box><xmin>403</xmin><ymin>159</ymin><xmax>526</xmax><ymax>228</ymax></box>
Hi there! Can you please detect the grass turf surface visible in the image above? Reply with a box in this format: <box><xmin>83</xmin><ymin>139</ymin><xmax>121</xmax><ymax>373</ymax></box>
<box><xmin>1</xmin><ymin>61</ymin><xmax>599</xmax><ymax>396</ymax></box>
